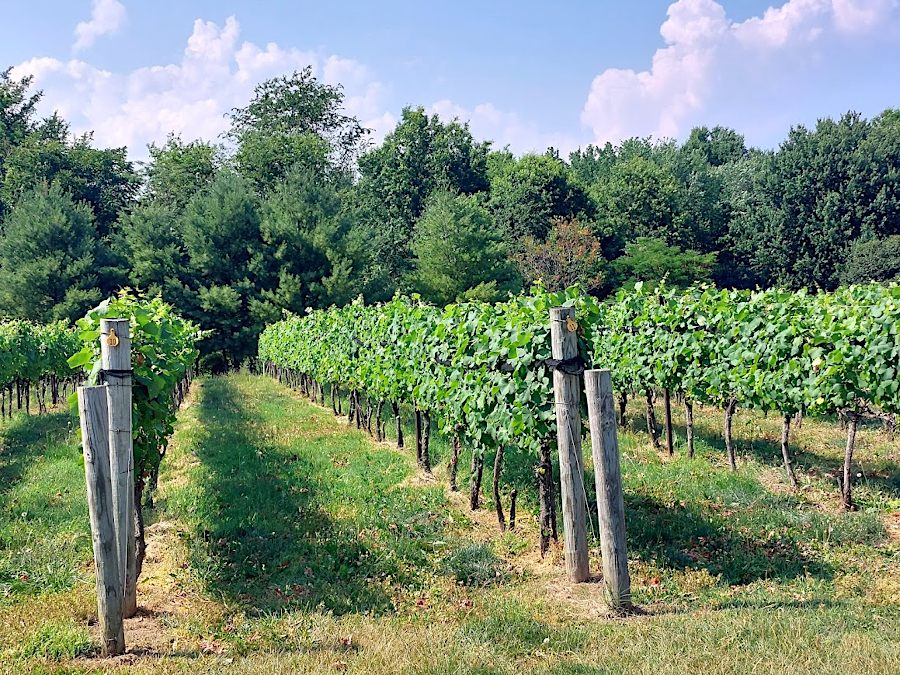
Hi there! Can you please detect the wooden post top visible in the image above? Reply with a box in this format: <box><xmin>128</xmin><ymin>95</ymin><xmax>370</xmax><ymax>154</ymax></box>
<box><xmin>100</xmin><ymin>318</ymin><xmax>131</xmax><ymax>372</ymax></box>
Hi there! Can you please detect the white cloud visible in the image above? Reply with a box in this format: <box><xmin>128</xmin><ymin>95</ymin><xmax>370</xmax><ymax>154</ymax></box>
<box><xmin>733</xmin><ymin>0</ymin><xmax>830</xmax><ymax>48</ymax></box>
<box><xmin>15</xmin><ymin>16</ymin><xmax>391</xmax><ymax>160</ymax></box>
<box><xmin>73</xmin><ymin>0</ymin><xmax>126</xmax><ymax>52</ymax></box>
<box><xmin>581</xmin><ymin>0</ymin><xmax>900</xmax><ymax>146</ymax></box>
<box><xmin>429</xmin><ymin>100</ymin><xmax>579</xmax><ymax>156</ymax></box>
<box><xmin>832</xmin><ymin>0</ymin><xmax>899</xmax><ymax>31</ymax></box>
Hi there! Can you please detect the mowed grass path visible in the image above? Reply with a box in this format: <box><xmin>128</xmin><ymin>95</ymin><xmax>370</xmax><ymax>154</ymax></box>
<box><xmin>1</xmin><ymin>373</ymin><xmax>900</xmax><ymax>673</ymax></box>
<box><xmin>163</xmin><ymin>373</ymin><xmax>451</xmax><ymax>616</ymax></box>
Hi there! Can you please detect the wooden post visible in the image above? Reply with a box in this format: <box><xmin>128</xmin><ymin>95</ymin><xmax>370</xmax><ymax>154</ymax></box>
<box><xmin>550</xmin><ymin>307</ymin><xmax>590</xmax><ymax>582</ymax></box>
<box><xmin>393</xmin><ymin>401</ymin><xmax>402</xmax><ymax>448</ymax></box>
<box><xmin>685</xmin><ymin>400</ymin><xmax>695</xmax><ymax>458</ymax></box>
<box><xmin>414</xmin><ymin>409</ymin><xmax>423</xmax><ymax>465</ymax></box>
<box><xmin>664</xmin><ymin>388</ymin><xmax>674</xmax><ymax>457</ymax></box>
<box><xmin>78</xmin><ymin>386</ymin><xmax>125</xmax><ymax>656</ymax></box>
<box><xmin>100</xmin><ymin>318</ymin><xmax>136</xmax><ymax>618</ymax></box>
<box><xmin>584</xmin><ymin>369</ymin><xmax>632</xmax><ymax>611</ymax></box>
<box><xmin>842</xmin><ymin>412</ymin><xmax>859</xmax><ymax>510</ymax></box>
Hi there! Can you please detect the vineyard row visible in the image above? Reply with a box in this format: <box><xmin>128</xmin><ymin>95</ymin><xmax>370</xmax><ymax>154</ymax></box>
<box><xmin>259</xmin><ymin>282</ymin><xmax>900</xmax><ymax>514</ymax></box>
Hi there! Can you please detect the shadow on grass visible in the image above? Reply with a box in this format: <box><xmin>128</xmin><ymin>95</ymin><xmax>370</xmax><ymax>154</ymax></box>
<box><xmin>671</xmin><ymin>413</ymin><xmax>900</xmax><ymax>500</ymax></box>
<box><xmin>179</xmin><ymin>377</ymin><xmax>449</xmax><ymax>617</ymax></box>
<box><xmin>497</xmin><ymin>414</ymin><xmax>843</xmax><ymax>586</ymax></box>
<box><xmin>0</xmin><ymin>410</ymin><xmax>73</xmax><ymax>504</ymax></box>
<box><xmin>623</xmin><ymin>491</ymin><xmax>831</xmax><ymax>585</ymax></box>
<box><xmin>339</xmin><ymin>392</ymin><xmax>531</xmax><ymax>517</ymax></box>
<box><xmin>0</xmin><ymin>409</ymin><xmax>89</xmax><ymax>599</ymax></box>
<box><xmin>291</xmin><ymin>385</ymin><xmax>846</xmax><ymax>589</ymax></box>
<box><xmin>617</xmin><ymin>399</ymin><xmax>900</xmax><ymax>500</ymax></box>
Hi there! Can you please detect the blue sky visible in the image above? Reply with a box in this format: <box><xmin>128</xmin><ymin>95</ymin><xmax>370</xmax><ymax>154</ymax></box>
<box><xmin>3</xmin><ymin>1</ymin><xmax>899</xmax><ymax>160</ymax></box>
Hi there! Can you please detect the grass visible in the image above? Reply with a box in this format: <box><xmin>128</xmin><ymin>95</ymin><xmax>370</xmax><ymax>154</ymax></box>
<box><xmin>162</xmin><ymin>375</ymin><xmax>452</xmax><ymax>616</ymax></box>
<box><xmin>0</xmin><ymin>373</ymin><xmax>898</xmax><ymax>673</ymax></box>
<box><xmin>0</xmin><ymin>409</ymin><xmax>90</xmax><ymax>603</ymax></box>
<box><xmin>14</xmin><ymin>621</ymin><xmax>95</xmax><ymax>660</ymax></box>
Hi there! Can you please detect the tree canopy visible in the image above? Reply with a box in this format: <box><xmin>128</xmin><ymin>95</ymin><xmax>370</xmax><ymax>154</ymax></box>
<box><xmin>408</xmin><ymin>190</ymin><xmax>519</xmax><ymax>305</ymax></box>
<box><xmin>3</xmin><ymin>64</ymin><xmax>900</xmax><ymax>364</ymax></box>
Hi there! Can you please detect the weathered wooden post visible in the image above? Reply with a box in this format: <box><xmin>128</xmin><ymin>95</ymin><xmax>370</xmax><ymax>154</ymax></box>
<box><xmin>585</xmin><ymin>369</ymin><xmax>632</xmax><ymax>611</ymax></box>
<box><xmin>101</xmin><ymin>318</ymin><xmax>136</xmax><ymax>618</ymax></box>
<box><xmin>78</xmin><ymin>386</ymin><xmax>125</xmax><ymax>656</ymax></box>
<box><xmin>550</xmin><ymin>307</ymin><xmax>590</xmax><ymax>582</ymax></box>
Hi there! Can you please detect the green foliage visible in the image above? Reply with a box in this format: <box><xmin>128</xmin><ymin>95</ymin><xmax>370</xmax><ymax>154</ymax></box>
<box><xmin>357</xmin><ymin>107</ymin><xmax>490</xmax><ymax>283</ymax></box>
<box><xmin>589</xmin><ymin>281</ymin><xmax>900</xmax><ymax>420</ymax></box>
<box><xmin>1</xmin><ymin>128</ymin><xmax>139</xmax><ymax>238</ymax></box>
<box><xmin>227</xmin><ymin>66</ymin><xmax>367</xmax><ymax>190</ymax></box>
<box><xmin>841</xmin><ymin>235</ymin><xmax>900</xmax><ymax>285</ymax></box>
<box><xmin>68</xmin><ymin>291</ymin><xmax>202</xmax><ymax>483</ymax></box>
<box><xmin>593</xmin><ymin>153</ymin><xmax>685</xmax><ymax>248</ymax></box>
<box><xmin>683</xmin><ymin>125</ymin><xmax>747</xmax><ymax>167</ymax></box>
<box><xmin>178</xmin><ymin>171</ymin><xmax>263</xmax><ymax>364</ymax></box>
<box><xmin>258</xmin><ymin>166</ymin><xmax>369</xmax><ymax>312</ymax></box>
<box><xmin>181</xmin><ymin>172</ymin><xmax>261</xmax><ymax>290</ymax></box>
<box><xmin>121</xmin><ymin>165</ymin><xmax>372</xmax><ymax>365</ymax></box>
<box><xmin>0</xmin><ymin>183</ymin><xmax>111</xmax><ymax>323</ymax></box>
<box><xmin>612</xmin><ymin>237</ymin><xmax>716</xmax><ymax>289</ymax></box>
<box><xmin>262</xmin><ymin>281</ymin><xmax>900</xmax><ymax>475</ymax></box>
<box><xmin>260</xmin><ymin>287</ymin><xmax>600</xmax><ymax>459</ymax></box>
<box><xmin>144</xmin><ymin>134</ymin><xmax>221</xmax><ymax>210</ymax></box>
<box><xmin>119</xmin><ymin>203</ymin><xmax>184</xmax><ymax>297</ymax></box>
<box><xmin>488</xmin><ymin>152</ymin><xmax>592</xmax><ymax>242</ymax></box>
<box><xmin>0</xmin><ymin>320</ymin><xmax>78</xmax><ymax>390</ymax></box>
<box><xmin>722</xmin><ymin>112</ymin><xmax>900</xmax><ymax>290</ymax></box>
<box><xmin>408</xmin><ymin>191</ymin><xmax>520</xmax><ymax>305</ymax></box>
<box><xmin>0</xmin><ymin>68</ymin><xmax>44</xmax><ymax>220</ymax></box>
<box><xmin>234</xmin><ymin>128</ymin><xmax>330</xmax><ymax>196</ymax></box>
<box><xmin>568</xmin><ymin>143</ymin><xmax>618</xmax><ymax>186</ymax></box>
<box><xmin>571</xmin><ymin>136</ymin><xmax>729</xmax><ymax>265</ymax></box>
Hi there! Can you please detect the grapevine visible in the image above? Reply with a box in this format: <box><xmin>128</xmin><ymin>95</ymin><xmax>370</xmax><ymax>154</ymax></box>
<box><xmin>261</xmin><ymin>282</ymin><xmax>900</xmax><ymax>513</ymax></box>
<box><xmin>68</xmin><ymin>290</ymin><xmax>203</xmax><ymax>573</ymax></box>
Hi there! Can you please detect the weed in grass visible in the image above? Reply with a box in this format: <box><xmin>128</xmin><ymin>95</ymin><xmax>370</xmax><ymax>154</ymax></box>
<box><xmin>0</xmin><ymin>539</ymin><xmax>86</xmax><ymax>600</ymax></box>
<box><xmin>496</xmin><ymin>530</ymin><xmax>530</xmax><ymax>558</ymax></box>
<box><xmin>442</xmin><ymin>544</ymin><xmax>504</xmax><ymax>587</ymax></box>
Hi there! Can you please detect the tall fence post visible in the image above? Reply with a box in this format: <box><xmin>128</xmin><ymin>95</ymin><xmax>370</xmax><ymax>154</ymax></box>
<box><xmin>550</xmin><ymin>307</ymin><xmax>590</xmax><ymax>582</ymax></box>
<box><xmin>78</xmin><ymin>386</ymin><xmax>125</xmax><ymax>656</ymax></box>
<box><xmin>100</xmin><ymin>318</ymin><xmax>136</xmax><ymax>618</ymax></box>
<box><xmin>585</xmin><ymin>369</ymin><xmax>632</xmax><ymax>611</ymax></box>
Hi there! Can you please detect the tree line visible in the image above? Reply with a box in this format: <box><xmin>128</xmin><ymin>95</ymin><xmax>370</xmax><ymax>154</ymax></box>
<box><xmin>2</xmin><ymin>66</ymin><xmax>899</xmax><ymax>366</ymax></box>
